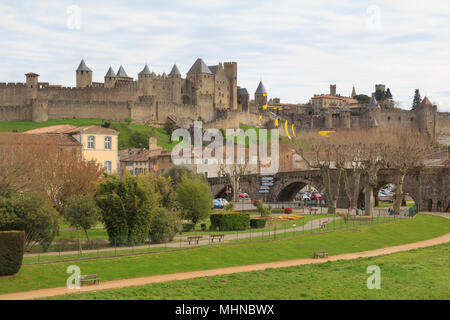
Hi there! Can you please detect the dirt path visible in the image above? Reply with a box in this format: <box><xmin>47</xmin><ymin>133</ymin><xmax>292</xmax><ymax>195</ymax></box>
<box><xmin>24</xmin><ymin>216</ymin><xmax>343</xmax><ymax>258</ymax></box>
<box><xmin>2</xmin><ymin>231</ymin><xmax>449</xmax><ymax>300</ymax></box>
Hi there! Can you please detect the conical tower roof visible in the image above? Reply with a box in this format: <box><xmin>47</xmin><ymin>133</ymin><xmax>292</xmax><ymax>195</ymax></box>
<box><xmin>169</xmin><ymin>64</ymin><xmax>181</xmax><ymax>76</ymax></box>
<box><xmin>116</xmin><ymin>65</ymin><xmax>129</xmax><ymax>77</ymax></box>
<box><xmin>420</xmin><ymin>96</ymin><xmax>432</xmax><ymax>106</ymax></box>
<box><xmin>105</xmin><ymin>67</ymin><xmax>116</xmax><ymax>77</ymax></box>
<box><xmin>368</xmin><ymin>96</ymin><xmax>380</xmax><ymax>109</ymax></box>
<box><xmin>255</xmin><ymin>81</ymin><xmax>267</xmax><ymax>94</ymax></box>
<box><xmin>138</xmin><ymin>64</ymin><xmax>151</xmax><ymax>76</ymax></box>
<box><xmin>351</xmin><ymin>85</ymin><xmax>356</xmax><ymax>98</ymax></box>
<box><xmin>187</xmin><ymin>58</ymin><xmax>212</xmax><ymax>74</ymax></box>
<box><xmin>76</xmin><ymin>59</ymin><xmax>92</xmax><ymax>72</ymax></box>
<box><xmin>370</xmin><ymin>117</ymin><xmax>379</xmax><ymax>127</ymax></box>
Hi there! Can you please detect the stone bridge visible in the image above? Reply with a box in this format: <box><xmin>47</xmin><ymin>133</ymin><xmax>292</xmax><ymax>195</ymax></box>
<box><xmin>208</xmin><ymin>166</ymin><xmax>450</xmax><ymax>212</ymax></box>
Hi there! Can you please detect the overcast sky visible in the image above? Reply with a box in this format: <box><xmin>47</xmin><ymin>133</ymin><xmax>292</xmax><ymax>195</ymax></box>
<box><xmin>1</xmin><ymin>0</ymin><xmax>449</xmax><ymax>111</ymax></box>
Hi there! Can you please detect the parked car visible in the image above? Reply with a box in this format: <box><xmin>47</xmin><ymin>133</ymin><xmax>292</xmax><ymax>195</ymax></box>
<box><xmin>296</xmin><ymin>193</ymin><xmax>311</xmax><ymax>201</ymax></box>
<box><xmin>213</xmin><ymin>199</ymin><xmax>225</xmax><ymax>209</ymax></box>
<box><xmin>238</xmin><ymin>193</ymin><xmax>249</xmax><ymax>199</ymax></box>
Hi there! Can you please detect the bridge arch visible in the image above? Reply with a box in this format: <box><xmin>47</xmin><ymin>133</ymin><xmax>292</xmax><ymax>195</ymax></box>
<box><xmin>274</xmin><ymin>178</ymin><xmax>324</xmax><ymax>202</ymax></box>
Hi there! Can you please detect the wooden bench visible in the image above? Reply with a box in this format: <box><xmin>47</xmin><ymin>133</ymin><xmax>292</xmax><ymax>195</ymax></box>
<box><xmin>79</xmin><ymin>274</ymin><xmax>100</xmax><ymax>286</ymax></box>
<box><xmin>320</xmin><ymin>220</ymin><xmax>329</xmax><ymax>229</ymax></box>
<box><xmin>308</xmin><ymin>208</ymin><xmax>319</xmax><ymax>214</ymax></box>
<box><xmin>313</xmin><ymin>250</ymin><xmax>328</xmax><ymax>259</ymax></box>
<box><xmin>187</xmin><ymin>236</ymin><xmax>202</xmax><ymax>245</ymax></box>
<box><xmin>210</xmin><ymin>234</ymin><xmax>225</xmax><ymax>243</ymax></box>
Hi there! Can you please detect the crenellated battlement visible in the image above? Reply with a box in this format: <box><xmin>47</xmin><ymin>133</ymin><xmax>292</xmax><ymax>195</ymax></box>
<box><xmin>0</xmin><ymin>82</ymin><xmax>27</xmax><ymax>87</ymax></box>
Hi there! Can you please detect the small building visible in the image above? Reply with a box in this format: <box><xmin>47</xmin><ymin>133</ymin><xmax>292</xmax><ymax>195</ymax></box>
<box><xmin>120</xmin><ymin>137</ymin><xmax>173</xmax><ymax>177</ymax></box>
<box><xmin>24</xmin><ymin>125</ymin><xmax>119</xmax><ymax>174</ymax></box>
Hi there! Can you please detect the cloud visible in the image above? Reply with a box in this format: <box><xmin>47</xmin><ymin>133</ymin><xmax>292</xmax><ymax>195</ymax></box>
<box><xmin>0</xmin><ymin>0</ymin><xmax>449</xmax><ymax>111</ymax></box>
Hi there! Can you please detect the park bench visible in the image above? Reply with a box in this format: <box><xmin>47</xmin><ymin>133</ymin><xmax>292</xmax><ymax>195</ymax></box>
<box><xmin>308</xmin><ymin>207</ymin><xmax>319</xmax><ymax>214</ymax></box>
<box><xmin>210</xmin><ymin>234</ymin><xmax>225</xmax><ymax>243</ymax></box>
<box><xmin>320</xmin><ymin>220</ymin><xmax>329</xmax><ymax>229</ymax></box>
<box><xmin>79</xmin><ymin>274</ymin><xmax>100</xmax><ymax>286</ymax></box>
<box><xmin>313</xmin><ymin>250</ymin><xmax>328</xmax><ymax>259</ymax></box>
<box><xmin>187</xmin><ymin>236</ymin><xmax>203</xmax><ymax>245</ymax></box>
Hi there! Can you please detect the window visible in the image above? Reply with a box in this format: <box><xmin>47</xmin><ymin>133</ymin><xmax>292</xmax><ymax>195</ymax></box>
<box><xmin>104</xmin><ymin>161</ymin><xmax>112</xmax><ymax>175</ymax></box>
<box><xmin>88</xmin><ymin>136</ymin><xmax>95</xmax><ymax>149</ymax></box>
<box><xmin>105</xmin><ymin>136</ymin><xmax>112</xmax><ymax>150</ymax></box>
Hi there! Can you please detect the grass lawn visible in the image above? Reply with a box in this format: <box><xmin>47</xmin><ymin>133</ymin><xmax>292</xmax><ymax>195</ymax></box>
<box><xmin>52</xmin><ymin>243</ymin><xmax>450</xmax><ymax>300</ymax></box>
<box><xmin>0</xmin><ymin>119</ymin><xmax>178</xmax><ymax>150</ymax></box>
<box><xmin>0</xmin><ymin>214</ymin><xmax>448</xmax><ymax>295</ymax></box>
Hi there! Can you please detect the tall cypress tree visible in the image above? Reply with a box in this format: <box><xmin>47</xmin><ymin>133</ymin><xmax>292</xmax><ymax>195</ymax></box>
<box><xmin>412</xmin><ymin>89</ymin><xmax>421</xmax><ymax>110</ymax></box>
<box><xmin>385</xmin><ymin>88</ymin><xmax>393</xmax><ymax>100</ymax></box>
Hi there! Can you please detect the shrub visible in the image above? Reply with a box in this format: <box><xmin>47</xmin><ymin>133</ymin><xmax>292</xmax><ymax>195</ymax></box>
<box><xmin>0</xmin><ymin>193</ymin><xmax>60</xmax><ymax>251</ymax></box>
<box><xmin>149</xmin><ymin>209</ymin><xmax>181</xmax><ymax>244</ymax></box>
<box><xmin>210</xmin><ymin>213</ymin><xmax>250</xmax><ymax>231</ymax></box>
<box><xmin>250</xmin><ymin>219</ymin><xmax>266</xmax><ymax>229</ymax></box>
<box><xmin>96</xmin><ymin>174</ymin><xmax>160</xmax><ymax>246</ymax></box>
<box><xmin>284</xmin><ymin>207</ymin><xmax>293</xmax><ymax>214</ymax></box>
<box><xmin>224</xmin><ymin>202</ymin><xmax>234</xmax><ymax>212</ymax></box>
<box><xmin>182</xmin><ymin>223</ymin><xmax>195</xmax><ymax>232</ymax></box>
<box><xmin>256</xmin><ymin>201</ymin><xmax>272</xmax><ymax>216</ymax></box>
<box><xmin>177</xmin><ymin>176</ymin><xmax>212</xmax><ymax>224</ymax></box>
<box><xmin>0</xmin><ymin>231</ymin><xmax>25</xmax><ymax>276</ymax></box>
<box><xmin>253</xmin><ymin>200</ymin><xmax>260</xmax><ymax>207</ymax></box>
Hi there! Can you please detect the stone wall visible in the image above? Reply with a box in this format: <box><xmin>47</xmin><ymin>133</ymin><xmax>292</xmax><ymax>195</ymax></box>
<box><xmin>0</xmin><ymin>104</ymin><xmax>31</xmax><ymax>121</ymax></box>
<box><xmin>0</xmin><ymin>83</ymin><xmax>29</xmax><ymax>106</ymax></box>
<box><xmin>437</xmin><ymin>112</ymin><xmax>450</xmax><ymax>134</ymax></box>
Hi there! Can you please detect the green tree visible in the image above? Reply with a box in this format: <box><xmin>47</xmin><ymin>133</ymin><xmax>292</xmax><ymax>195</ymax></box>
<box><xmin>412</xmin><ymin>89</ymin><xmax>421</xmax><ymax>110</ymax></box>
<box><xmin>95</xmin><ymin>173</ymin><xmax>161</xmax><ymax>246</ymax></box>
<box><xmin>163</xmin><ymin>165</ymin><xmax>205</xmax><ymax>187</ymax></box>
<box><xmin>385</xmin><ymin>88</ymin><xmax>393</xmax><ymax>100</ymax></box>
<box><xmin>149</xmin><ymin>208</ymin><xmax>181</xmax><ymax>244</ymax></box>
<box><xmin>156</xmin><ymin>176</ymin><xmax>177</xmax><ymax>210</ymax></box>
<box><xmin>164</xmin><ymin>120</ymin><xmax>179</xmax><ymax>136</ymax></box>
<box><xmin>354</xmin><ymin>94</ymin><xmax>371</xmax><ymax>105</ymax></box>
<box><xmin>63</xmin><ymin>195</ymin><xmax>100</xmax><ymax>243</ymax></box>
<box><xmin>177</xmin><ymin>176</ymin><xmax>212</xmax><ymax>225</ymax></box>
<box><xmin>0</xmin><ymin>192</ymin><xmax>60</xmax><ymax>251</ymax></box>
<box><xmin>128</xmin><ymin>131</ymin><xmax>149</xmax><ymax>149</ymax></box>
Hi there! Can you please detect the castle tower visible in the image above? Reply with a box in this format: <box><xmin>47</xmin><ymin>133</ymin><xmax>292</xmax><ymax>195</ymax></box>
<box><xmin>341</xmin><ymin>106</ymin><xmax>351</xmax><ymax>129</ymax></box>
<box><xmin>168</xmin><ymin>64</ymin><xmax>182</xmax><ymax>104</ymax></box>
<box><xmin>138</xmin><ymin>64</ymin><xmax>152</xmax><ymax>96</ymax></box>
<box><xmin>255</xmin><ymin>81</ymin><xmax>268</xmax><ymax>107</ymax></box>
<box><xmin>116</xmin><ymin>65</ymin><xmax>133</xmax><ymax>81</ymax></box>
<box><xmin>187</xmin><ymin>58</ymin><xmax>213</xmax><ymax>105</ymax></box>
<box><xmin>415</xmin><ymin>97</ymin><xmax>437</xmax><ymax>141</ymax></box>
<box><xmin>367</xmin><ymin>96</ymin><xmax>381</xmax><ymax>127</ymax></box>
<box><xmin>104</xmin><ymin>67</ymin><xmax>117</xmax><ymax>89</ymax></box>
<box><xmin>330</xmin><ymin>84</ymin><xmax>337</xmax><ymax>96</ymax></box>
<box><xmin>25</xmin><ymin>72</ymin><xmax>39</xmax><ymax>99</ymax></box>
<box><xmin>76</xmin><ymin>59</ymin><xmax>93</xmax><ymax>88</ymax></box>
<box><xmin>224</xmin><ymin>62</ymin><xmax>238</xmax><ymax>110</ymax></box>
<box><xmin>351</xmin><ymin>85</ymin><xmax>356</xmax><ymax>98</ymax></box>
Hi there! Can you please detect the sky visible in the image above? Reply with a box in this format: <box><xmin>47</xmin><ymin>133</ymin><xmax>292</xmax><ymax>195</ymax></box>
<box><xmin>0</xmin><ymin>0</ymin><xmax>449</xmax><ymax>111</ymax></box>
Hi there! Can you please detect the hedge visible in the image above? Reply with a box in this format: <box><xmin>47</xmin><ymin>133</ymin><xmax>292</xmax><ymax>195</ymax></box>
<box><xmin>250</xmin><ymin>218</ymin><xmax>266</xmax><ymax>229</ymax></box>
<box><xmin>0</xmin><ymin>231</ymin><xmax>25</xmax><ymax>276</ymax></box>
<box><xmin>182</xmin><ymin>223</ymin><xmax>196</xmax><ymax>232</ymax></box>
<box><xmin>210</xmin><ymin>213</ymin><xmax>250</xmax><ymax>231</ymax></box>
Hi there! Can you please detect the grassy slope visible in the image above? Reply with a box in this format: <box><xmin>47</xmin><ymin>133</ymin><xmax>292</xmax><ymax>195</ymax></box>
<box><xmin>53</xmin><ymin>243</ymin><xmax>450</xmax><ymax>300</ymax></box>
<box><xmin>0</xmin><ymin>214</ymin><xmax>448</xmax><ymax>294</ymax></box>
<box><xmin>0</xmin><ymin>119</ymin><xmax>177</xmax><ymax>150</ymax></box>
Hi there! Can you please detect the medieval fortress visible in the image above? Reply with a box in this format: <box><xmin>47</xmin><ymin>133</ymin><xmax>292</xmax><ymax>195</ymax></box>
<box><xmin>0</xmin><ymin>59</ymin><xmax>449</xmax><ymax>139</ymax></box>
